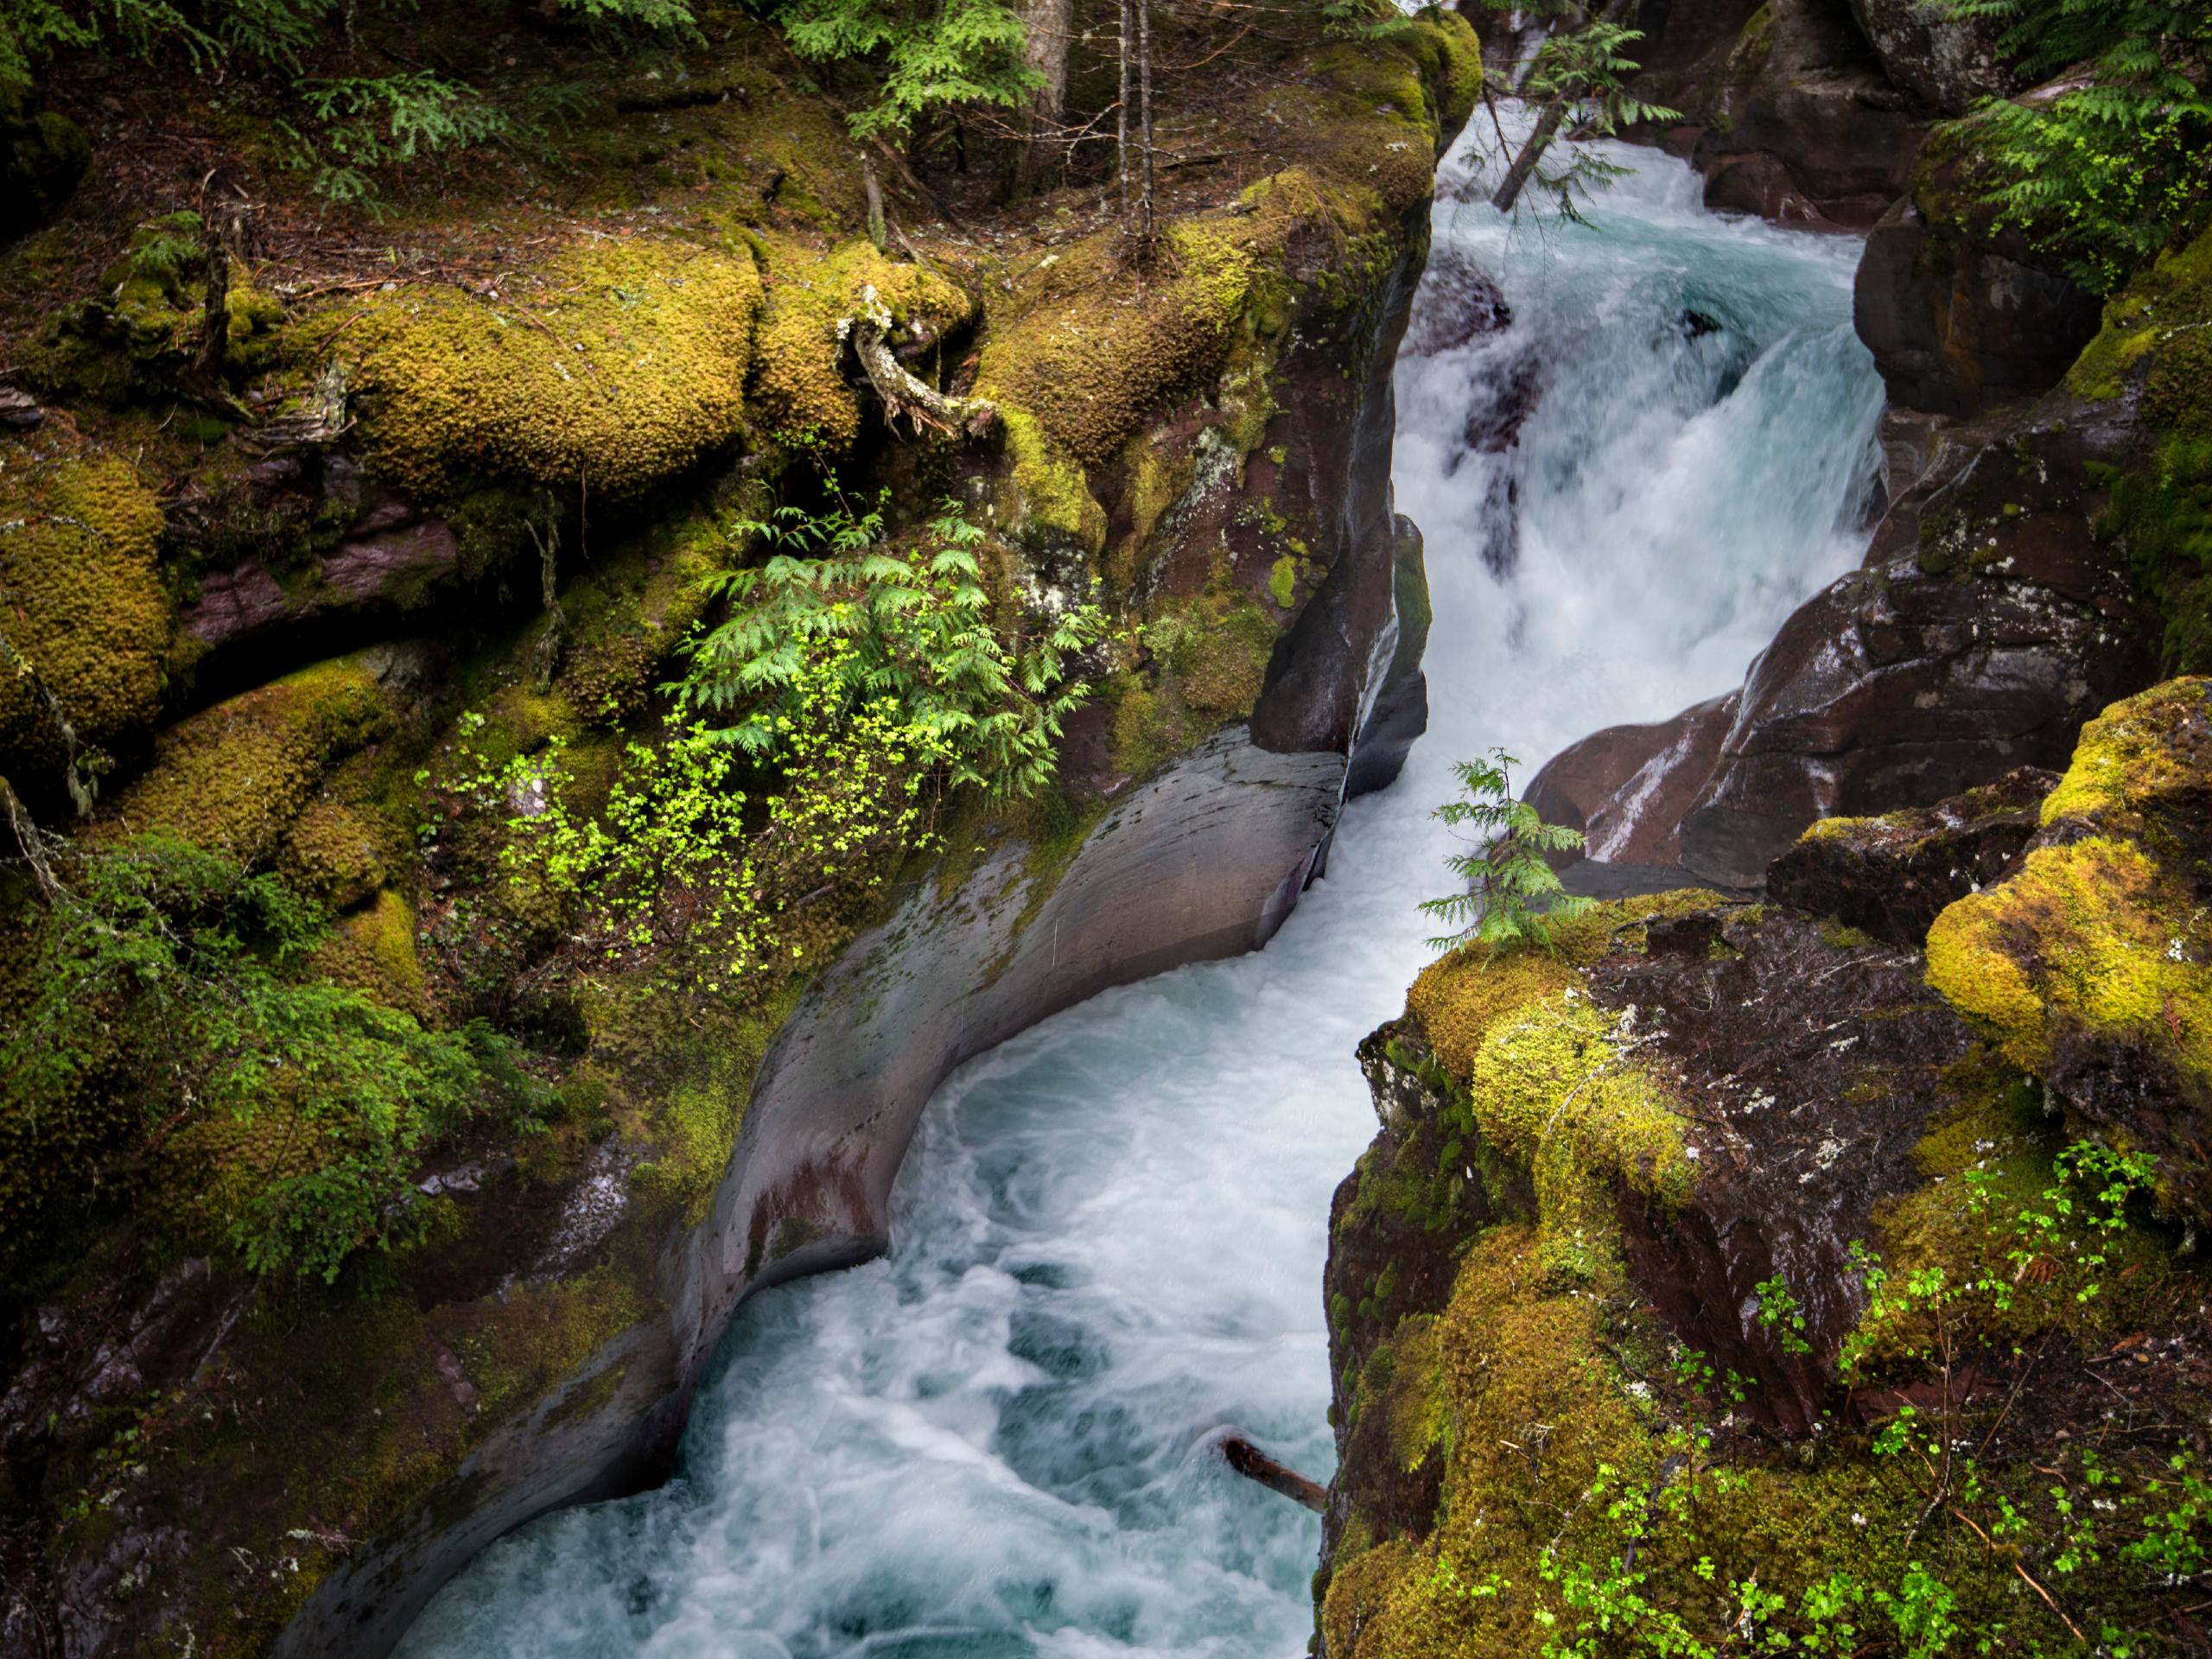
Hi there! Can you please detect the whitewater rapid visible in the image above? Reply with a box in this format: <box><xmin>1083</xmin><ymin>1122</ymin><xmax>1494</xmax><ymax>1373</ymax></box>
<box><xmin>397</xmin><ymin>124</ymin><xmax>1883</xmax><ymax>1659</ymax></box>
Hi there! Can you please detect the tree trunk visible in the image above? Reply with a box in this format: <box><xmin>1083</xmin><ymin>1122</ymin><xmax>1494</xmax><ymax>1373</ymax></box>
<box><xmin>1116</xmin><ymin>0</ymin><xmax>1132</xmax><ymax>223</ymax></box>
<box><xmin>1490</xmin><ymin>98</ymin><xmax>1567</xmax><ymax>213</ymax></box>
<box><xmin>1137</xmin><ymin>0</ymin><xmax>1154</xmax><ymax>240</ymax></box>
<box><xmin>1007</xmin><ymin>0</ymin><xmax>1074</xmax><ymax>201</ymax></box>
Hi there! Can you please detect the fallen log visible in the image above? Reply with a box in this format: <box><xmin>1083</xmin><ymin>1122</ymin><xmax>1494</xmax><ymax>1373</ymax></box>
<box><xmin>1217</xmin><ymin>1431</ymin><xmax>1327</xmax><ymax>1513</ymax></box>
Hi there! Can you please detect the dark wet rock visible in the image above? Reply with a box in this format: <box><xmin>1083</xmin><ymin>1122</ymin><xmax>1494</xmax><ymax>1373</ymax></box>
<box><xmin>1676</xmin><ymin>556</ymin><xmax>2137</xmax><ymax>891</ymax></box>
<box><xmin>1526</xmin><ymin>690</ymin><xmax>1738</xmax><ymax>887</ymax></box>
<box><xmin>1591</xmin><ymin>906</ymin><xmax>1976</xmax><ymax>1433</ymax></box>
<box><xmin>1700</xmin><ymin>150</ymin><xmax>1827</xmax><ymax>225</ymax></box>
<box><xmin>1400</xmin><ymin>247</ymin><xmax>1511</xmax><ymax>358</ymax></box>
<box><xmin>1767</xmin><ymin>765</ymin><xmax>2058</xmax><ymax>945</ymax></box>
<box><xmin>181</xmin><ymin>510</ymin><xmax>461</xmax><ymax>652</ymax></box>
<box><xmin>1344</xmin><ymin>517</ymin><xmax>1433</xmax><ymax>800</ymax></box>
<box><xmin>1639</xmin><ymin>0</ymin><xmax>1927</xmax><ymax>231</ymax></box>
<box><xmin>1846</xmin><ymin>0</ymin><xmax>2022</xmax><ymax>116</ymax></box>
<box><xmin>1676</xmin><ymin>404</ymin><xmax>2152</xmax><ymax>890</ymax></box>
<box><xmin>1853</xmin><ymin>122</ymin><xmax>2104</xmax><ymax>417</ymax></box>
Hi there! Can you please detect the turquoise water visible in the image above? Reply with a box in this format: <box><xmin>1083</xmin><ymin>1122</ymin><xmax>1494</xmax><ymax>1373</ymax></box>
<box><xmin>396</xmin><ymin>124</ymin><xmax>1882</xmax><ymax>1659</ymax></box>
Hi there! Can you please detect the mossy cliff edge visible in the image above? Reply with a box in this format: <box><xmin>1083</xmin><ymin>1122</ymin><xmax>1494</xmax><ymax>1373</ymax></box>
<box><xmin>0</xmin><ymin>9</ymin><xmax>1480</xmax><ymax>1657</ymax></box>
<box><xmin>1319</xmin><ymin>682</ymin><xmax>2212</xmax><ymax>1657</ymax></box>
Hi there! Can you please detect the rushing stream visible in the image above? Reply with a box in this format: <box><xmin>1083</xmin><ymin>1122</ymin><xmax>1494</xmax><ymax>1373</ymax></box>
<box><xmin>398</xmin><ymin>124</ymin><xmax>1884</xmax><ymax>1659</ymax></box>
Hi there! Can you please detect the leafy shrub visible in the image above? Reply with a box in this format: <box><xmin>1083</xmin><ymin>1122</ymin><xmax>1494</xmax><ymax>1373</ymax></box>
<box><xmin>677</xmin><ymin>493</ymin><xmax>1107</xmax><ymax>800</ymax></box>
<box><xmin>1943</xmin><ymin>0</ymin><xmax>2212</xmax><ymax>290</ymax></box>
<box><xmin>1</xmin><ymin>833</ymin><xmax>543</xmax><ymax>1281</ymax></box>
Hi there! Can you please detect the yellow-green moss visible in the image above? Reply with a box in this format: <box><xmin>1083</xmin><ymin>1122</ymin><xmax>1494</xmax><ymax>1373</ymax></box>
<box><xmin>105</xmin><ymin>657</ymin><xmax>391</xmax><ymax>867</ymax></box>
<box><xmin>1467</xmin><ymin>995</ymin><xmax>1694</xmax><ymax>1286</ymax></box>
<box><xmin>996</xmin><ymin>403</ymin><xmax>1108</xmax><ymax>553</ymax></box>
<box><xmin>2066</xmin><ymin>230</ymin><xmax>2212</xmax><ymax>404</ymax></box>
<box><xmin>1405</xmin><ymin>891</ymin><xmax>1717</xmax><ymax>1078</ymax></box>
<box><xmin>312</xmin><ymin>888</ymin><xmax>429</xmax><ymax>1014</ymax></box>
<box><xmin>348</xmin><ymin>238</ymin><xmax>762</xmax><ymax>499</ymax></box>
<box><xmin>279</xmin><ymin>799</ymin><xmax>391</xmax><ymax>909</ymax></box>
<box><xmin>607</xmin><ymin>976</ymin><xmax>804</xmax><ymax>1224</ymax></box>
<box><xmin>1107</xmin><ymin>582</ymin><xmax>1279</xmax><ymax>778</ymax></box>
<box><xmin>748</xmin><ymin>234</ymin><xmax>972</xmax><ymax>449</ymax></box>
<box><xmin>1395</xmin><ymin>12</ymin><xmax>1484</xmax><ymax>136</ymax></box>
<box><xmin>1926</xmin><ymin>835</ymin><xmax>2211</xmax><ymax>1082</ymax></box>
<box><xmin>2037</xmin><ymin>676</ymin><xmax>2211</xmax><ymax>826</ymax></box>
<box><xmin>0</xmin><ymin>448</ymin><xmax>168</xmax><ymax>770</ymax></box>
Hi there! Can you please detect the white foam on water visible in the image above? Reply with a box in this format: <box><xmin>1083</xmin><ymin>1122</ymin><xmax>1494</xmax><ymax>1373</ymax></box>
<box><xmin>397</xmin><ymin>120</ymin><xmax>1882</xmax><ymax>1659</ymax></box>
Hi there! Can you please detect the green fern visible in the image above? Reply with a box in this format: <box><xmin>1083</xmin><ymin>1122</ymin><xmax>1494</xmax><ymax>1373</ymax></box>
<box><xmin>1938</xmin><ymin>0</ymin><xmax>2212</xmax><ymax>291</ymax></box>
<box><xmin>778</xmin><ymin>0</ymin><xmax>1037</xmax><ymax>140</ymax></box>
<box><xmin>675</xmin><ymin>492</ymin><xmax>1105</xmax><ymax>801</ymax></box>
<box><xmin>1420</xmin><ymin>747</ymin><xmax>1593</xmax><ymax>955</ymax></box>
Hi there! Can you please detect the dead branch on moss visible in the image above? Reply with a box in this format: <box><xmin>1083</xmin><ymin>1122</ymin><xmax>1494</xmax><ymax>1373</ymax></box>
<box><xmin>848</xmin><ymin>285</ymin><xmax>997</xmax><ymax>438</ymax></box>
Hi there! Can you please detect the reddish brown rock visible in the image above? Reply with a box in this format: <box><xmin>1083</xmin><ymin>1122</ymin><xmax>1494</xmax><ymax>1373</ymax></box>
<box><xmin>1524</xmin><ymin>690</ymin><xmax>1738</xmax><ymax>886</ymax></box>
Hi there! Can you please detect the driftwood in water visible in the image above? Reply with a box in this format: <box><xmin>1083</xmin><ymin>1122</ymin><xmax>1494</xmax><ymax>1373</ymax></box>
<box><xmin>1218</xmin><ymin>1433</ymin><xmax>1326</xmax><ymax>1513</ymax></box>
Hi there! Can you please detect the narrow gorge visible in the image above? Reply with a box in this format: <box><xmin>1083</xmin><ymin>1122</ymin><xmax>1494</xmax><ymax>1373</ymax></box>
<box><xmin>2</xmin><ymin>2</ymin><xmax>2209</xmax><ymax>1657</ymax></box>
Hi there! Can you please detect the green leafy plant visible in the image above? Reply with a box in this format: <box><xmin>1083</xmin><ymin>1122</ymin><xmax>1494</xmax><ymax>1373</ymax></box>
<box><xmin>1</xmin><ymin>833</ymin><xmax>543</xmax><ymax>1281</ymax></box>
<box><xmin>1421</xmin><ymin>747</ymin><xmax>1592</xmax><ymax>953</ymax></box>
<box><xmin>1940</xmin><ymin>0</ymin><xmax>2212</xmax><ymax>291</ymax></box>
<box><xmin>1469</xmin><ymin>0</ymin><xmax>1681</xmax><ymax>219</ymax></box>
<box><xmin>676</xmin><ymin>492</ymin><xmax>1106</xmax><ymax>800</ymax></box>
<box><xmin>777</xmin><ymin>0</ymin><xmax>1037</xmax><ymax>140</ymax></box>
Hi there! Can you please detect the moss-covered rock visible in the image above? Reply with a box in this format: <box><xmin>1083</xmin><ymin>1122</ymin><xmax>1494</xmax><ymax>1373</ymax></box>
<box><xmin>349</xmin><ymin>238</ymin><xmax>762</xmax><ymax>499</ymax></box>
<box><xmin>1926</xmin><ymin>679</ymin><xmax>2212</xmax><ymax>1218</ymax></box>
<box><xmin>747</xmin><ymin>234</ymin><xmax>972</xmax><ymax>450</ymax></box>
<box><xmin>105</xmin><ymin>657</ymin><xmax>392</xmax><ymax>867</ymax></box>
<box><xmin>1324</xmin><ymin>879</ymin><xmax>2205</xmax><ymax>1659</ymax></box>
<box><xmin>0</xmin><ymin>446</ymin><xmax>169</xmax><ymax>776</ymax></box>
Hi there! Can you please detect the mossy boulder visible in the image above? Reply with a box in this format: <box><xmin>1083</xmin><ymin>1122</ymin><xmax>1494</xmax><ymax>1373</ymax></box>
<box><xmin>1323</xmin><ymin>880</ymin><xmax>2202</xmax><ymax>1657</ymax></box>
<box><xmin>105</xmin><ymin>657</ymin><xmax>393</xmax><ymax>867</ymax></box>
<box><xmin>1926</xmin><ymin>678</ymin><xmax>2212</xmax><ymax>1217</ymax></box>
<box><xmin>2064</xmin><ymin>229</ymin><xmax>2212</xmax><ymax>675</ymax></box>
<box><xmin>349</xmin><ymin>238</ymin><xmax>763</xmax><ymax>499</ymax></box>
<box><xmin>747</xmin><ymin>234</ymin><xmax>973</xmax><ymax>451</ymax></box>
<box><xmin>1853</xmin><ymin>120</ymin><xmax>2105</xmax><ymax>417</ymax></box>
<box><xmin>1767</xmin><ymin>764</ymin><xmax>2058</xmax><ymax>946</ymax></box>
<box><xmin>0</xmin><ymin>446</ymin><xmax>169</xmax><ymax>779</ymax></box>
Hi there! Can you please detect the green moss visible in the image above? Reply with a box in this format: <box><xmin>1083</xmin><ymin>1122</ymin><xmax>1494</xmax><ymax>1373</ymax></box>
<box><xmin>1928</xmin><ymin>834</ymin><xmax>2211</xmax><ymax>1082</ymax></box>
<box><xmin>748</xmin><ymin>234</ymin><xmax>972</xmax><ymax>450</ymax></box>
<box><xmin>1107</xmin><ymin>580</ymin><xmax>1280</xmax><ymax>778</ymax></box>
<box><xmin>279</xmin><ymin>799</ymin><xmax>392</xmax><ymax>909</ymax></box>
<box><xmin>996</xmin><ymin>403</ymin><xmax>1107</xmax><ymax>553</ymax></box>
<box><xmin>1404</xmin><ymin>891</ymin><xmax>1717</xmax><ymax>1078</ymax></box>
<box><xmin>2037</xmin><ymin>677</ymin><xmax>2211</xmax><ymax>826</ymax></box>
<box><xmin>0</xmin><ymin>446</ymin><xmax>169</xmax><ymax>771</ymax></box>
<box><xmin>312</xmin><ymin>888</ymin><xmax>429</xmax><ymax>1014</ymax></box>
<box><xmin>1268</xmin><ymin>554</ymin><xmax>1299</xmax><ymax>609</ymax></box>
<box><xmin>105</xmin><ymin>657</ymin><xmax>391</xmax><ymax>868</ymax></box>
<box><xmin>615</xmin><ymin>976</ymin><xmax>803</xmax><ymax>1224</ymax></box>
<box><xmin>1465</xmin><ymin>995</ymin><xmax>1694</xmax><ymax>1287</ymax></box>
<box><xmin>346</xmin><ymin>237</ymin><xmax>762</xmax><ymax>499</ymax></box>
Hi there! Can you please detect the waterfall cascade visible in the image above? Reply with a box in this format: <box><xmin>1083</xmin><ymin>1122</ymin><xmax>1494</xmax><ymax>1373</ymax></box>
<box><xmin>397</xmin><ymin>120</ymin><xmax>1884</xmax><ymax>1659</ymax></box>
